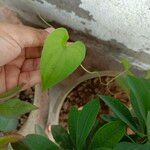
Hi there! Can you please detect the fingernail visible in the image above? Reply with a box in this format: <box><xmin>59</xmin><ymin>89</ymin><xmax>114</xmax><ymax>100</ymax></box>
<box><xmin>45</xmin><ymin>27</ymin><xmax>55</xmax><ymax>33</ymax></box>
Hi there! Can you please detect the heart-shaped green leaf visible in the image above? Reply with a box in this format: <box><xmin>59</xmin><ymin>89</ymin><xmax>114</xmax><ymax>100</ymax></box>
<box><xmin>40</xmin><ymin>28</ymin><xmax>86</xmax><ymax>90</ymax></box>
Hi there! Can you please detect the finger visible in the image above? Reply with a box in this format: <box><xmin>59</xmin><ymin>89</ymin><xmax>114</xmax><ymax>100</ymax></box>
<box><xmin>22</xmin><ymin>58</ymin><xmax>40</xmax><ymax>72</ymax></box>
<box><xmin>0</xmin><ymin>31</ymin><xmax>21</xmax><ymax>66</ymax></box>
<box><xmin>5</xmin><ymin>65</ymin><xmax>20</xmax><ymax>90</ymax></box>
<box><xmin>0</xmin><ymin>23</ymin><xmax>54</xmax><ymax>48</ymax></box>
<box><xmin>7</xmin><ymin>50</ymin><xmax>25</xmax><ymax>68</ymax></box>
<box><xmin>19</xmin><ymin>70</ymin><xmax>40</xmax><ymax>90</ymax></box>
<box><xmin>25</xmin><ymin>47</ymin><xmax>42</xmax><ymax>59</ymax></box>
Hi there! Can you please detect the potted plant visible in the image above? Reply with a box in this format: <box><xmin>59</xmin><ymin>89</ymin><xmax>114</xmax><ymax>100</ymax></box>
<box><xmin>11</xmin><ymin>99</ymin><xmax>126</xmax><ymax>150</ymax></box>
<box><xmin>47</xmin><ymin>71</ymin><xmax>129</xmax><ymax>129</ymax></box>
<box><xmin>6</xmin><ymin>74</ymin><xmax>150</xmax><ymax>150</ymax></box>
<box><xmin>0</xmin><ymin>26</ymin><xmax>149</xmax><ymax>150</ymax></box>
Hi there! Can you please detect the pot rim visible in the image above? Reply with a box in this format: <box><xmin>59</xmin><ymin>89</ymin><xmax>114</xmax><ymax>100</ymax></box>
<box><xmin>51</xmin><ymin>70</ymin><xmax>119</xmax><ymax>125</ymax></box>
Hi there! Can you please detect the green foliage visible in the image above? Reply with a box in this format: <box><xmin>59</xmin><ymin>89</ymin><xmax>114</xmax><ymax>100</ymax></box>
<box><xmin>10</xmin><ymin>100</ymin><xmax>125</xmax><ymax>150</ymax></box>
<box><xmin>100</xmin><ymin>75</ymin><xmax>150</xmax><ymax>143</ymax></box>
<box><xmin>68</xmin><ymin>99</ymin><xmax>100</xmax><ymax>149</ymax></box>
<box><xmin>0</xmin><ymin>99</ymin><xmax>37</xmax><ymax>133</ymax></box>
<box><xmin>68</xmin><ymin>106</ymin><xmax>79</xmax><ymax>146</ymax></box>
<box><xmin>0</xmin><ymin>26</ymin><xmax>149</xmax><ymax>150</ymax></box>
<box><xmin>51</xmin><ymin>125</ymin><xmax>72</xmax><ymax>149</ymax></box>
<box><xmin>40</xmin><ymin>27</ymin><xmax>86</xmax><ymax>90</ymax></box>
<box><xmin>89</xmin><ymin>121</ymin><xmax>126</xmax><ymax>149</ymax></box>
<box><xmin>100</xmin><ymin>96</ymin><xmax>137</xmax><ymax>132</ymax></box>
<box><xmin>126</xmin><ymin>76</ymin><xmax>150</xmax><ymax>122</ymax></box>
<box><xmin>76</xmin><ymin>100</ymin><xmax>100</xmax><ymax>149</ymax></box>
<box><xmin>0</xmin><ymin>116</ymin><xmax>18</xmax><ymax>132</ymax></box>
<box><xmin>0</xmin><ymin>99</ymin><xmax>37</xmax><ymax>118</ymax></box>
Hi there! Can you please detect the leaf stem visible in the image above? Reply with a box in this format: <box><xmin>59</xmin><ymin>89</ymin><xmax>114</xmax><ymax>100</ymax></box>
<box><xmin>37</xmin><ymin>12</ymin><xmax>52</xmax><ymax>27</ymax></box>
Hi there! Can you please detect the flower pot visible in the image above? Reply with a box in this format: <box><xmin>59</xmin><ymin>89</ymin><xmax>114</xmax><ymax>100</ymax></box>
<box><xmin>47</xmin><ymin>71</ymin><xmax>129</xmax><ymax>134</ymax></box>
<box><xmin>18</xmin><ymin>84</ymin><xmax>49</xmax><ymax>136</ymax></box>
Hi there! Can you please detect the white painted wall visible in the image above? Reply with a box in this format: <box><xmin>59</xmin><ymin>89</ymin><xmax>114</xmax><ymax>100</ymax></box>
<box><xmin>2</xmin><ymin>0</ymin><xmax>150</xmax><ymax>70</ymax></box>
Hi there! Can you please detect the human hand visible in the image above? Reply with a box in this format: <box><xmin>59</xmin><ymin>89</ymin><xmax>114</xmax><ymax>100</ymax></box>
<box><xmin>0</xmin><ymin>23</ymin><xmax>53</xmax><ymax>94</ymax></box>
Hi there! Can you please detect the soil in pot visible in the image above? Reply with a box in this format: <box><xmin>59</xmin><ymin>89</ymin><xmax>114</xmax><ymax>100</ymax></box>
<box><xmin>17</xmin><ymin>87</ymin><xmax>34</xmax><ymax>130</ymax></box>
<box><xmin>59</xmin><ymin>76</ymin><xmax>129</xmax><ymax>128</ymax></box>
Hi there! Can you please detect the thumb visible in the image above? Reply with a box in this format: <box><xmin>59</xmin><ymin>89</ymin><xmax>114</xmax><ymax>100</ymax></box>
<box><xmin>0</xmin><ymin>23</ymin><xmax>54</xmax><ymax>66</ymax></box>
<box><xmin>0</xmin><ymin>23</ymin><xmax>54</xmax><ymax>48</ymax></box>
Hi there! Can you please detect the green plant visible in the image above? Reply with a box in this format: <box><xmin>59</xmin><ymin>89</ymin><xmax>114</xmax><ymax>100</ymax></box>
<box><xmin>100</xmin><ymin>74</ymin><xmax>150</xmax><ymax>147</ymax></box>
<box><xmin>10</xmin><ymin>100</ymin><xmax>126</xmax><ymax>150</ymax></box>
<box><xmin>0</xmin><ymin>98</ymin><xmax>37</xmax><ymax>132</ymax></box>
<box><xmin>0</xmin><ymin>87</ymin><xmax>37</xmax><ymax>149</ymax></box>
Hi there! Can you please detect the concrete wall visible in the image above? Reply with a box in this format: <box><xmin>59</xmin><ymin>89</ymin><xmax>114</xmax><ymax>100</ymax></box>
<box><xmin>1</xmin><ymin>0</ymin><xmax>150</xmax><ymax>70</ymax></box>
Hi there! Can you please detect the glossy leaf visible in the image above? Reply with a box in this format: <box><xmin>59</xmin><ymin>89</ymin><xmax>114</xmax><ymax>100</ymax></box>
<box><xmin>51</xmin><ymin>125</ymin><xmax>72</xmax><ymax>149</ymax></box>
<box><xmin>89</xmin><ymin>121</ymin><xmax>126</xmax><ymax>149</ymax></box>
<box><xmin>68</xmin><ymin>106</ymin><xmax>79</xmax><ymax>146</ymax></box>
<box><xmin>0</xmin><ymin>116</ymin><xmax>18</xmax><ymax>132</ymax></box>
<box><xmin>40</xmin><ymin>28</ymin><xmax>86</xmax><ymax>90</ymax></box>
<box><xmin>13</xmin><ymin>134</ymin><xmax>59</xmax><ymax>150</ymax></box>
<box><xmin>147</xmin><ymin>111</ymin><xmax>150</xmax><ymax>142</ymax></box>
<box><xmin>76</xmin><ymin>100</ymin><xmax>100</xmax><ymax>149</ymax></box>
<box><xmin>85</xmin><ymin>120</ymin><xmax>100</xmax><ymax>147</ymax></box>
<box><xmin>114</xmin><ymin>142</ymin><xmax>150</xmax><ymax>150</ymax></box>
<box><xmin>100</xmin><ymin>96</ymin><xmax>137</xmax><ymax>132</ymax></box>
<box><xmin>0</xmin><ymin>99</ymin><xmax>37</xmax><ymax>118</ymax></box>
<box><xmin>35</xmin><ymin>124</ymin><xmax>47</xmax><ymax>138</ymax></box>
<box><xmin>130</xmin><ymin>92</ymin><xmax>145</xmax><ymax>132</ymax></box>
<box><xmin>125</xmin><ymin>76</ymin><xmax>150</xmax><ymax>122</ymax></box>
